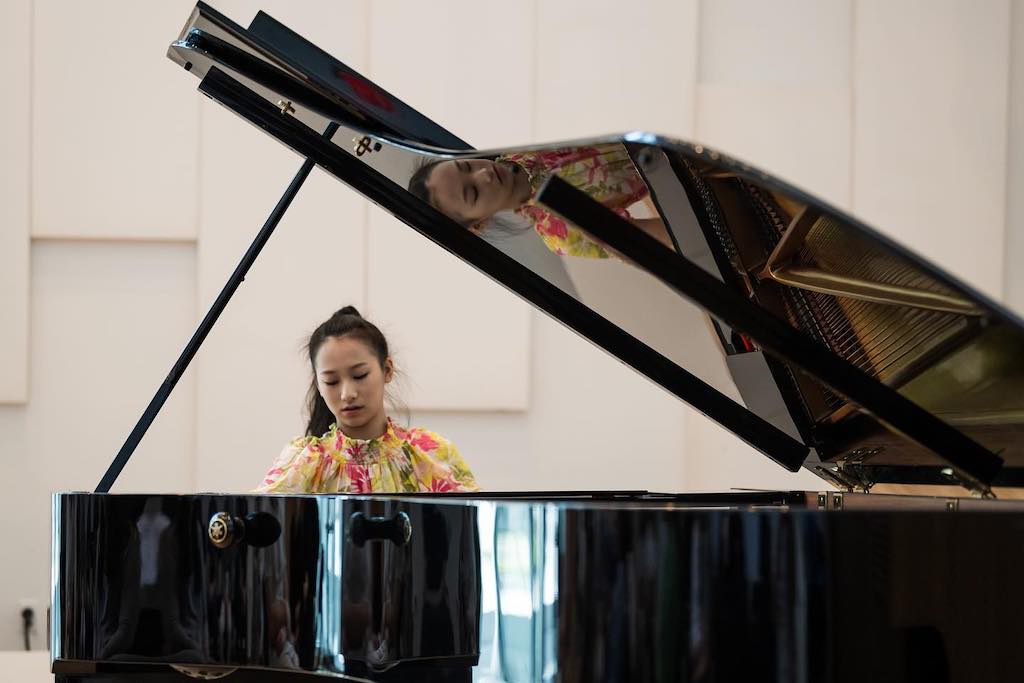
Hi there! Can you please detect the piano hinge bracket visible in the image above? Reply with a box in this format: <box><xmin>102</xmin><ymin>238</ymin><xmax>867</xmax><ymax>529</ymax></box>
<box><xmin>277</xmin><ymin>99</ymin><xmax>295</xmax><ymax>116</ymax></box>
<box><xmin>832</xmin><ymin>447</ymin><xmax>882</xmax><ymax>492</ymax></box>
<box><xmin>813</xmin><ymin>466</ymin><xmax>856</xmax><ymax>492</ymax></box>
<box><xmin>939</xmin><ymin>466</ymin><xmax>996</xmax><ymax>500</ymax></box>
<box><xmin>945</xmin><ymin>498</ymin><xmax>959</xmax><ymax>512</ymax></box>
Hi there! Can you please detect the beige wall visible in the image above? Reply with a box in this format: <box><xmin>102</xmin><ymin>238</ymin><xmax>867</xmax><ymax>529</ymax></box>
<box><xmin>0</xmin><ymin>0</ymin><xmax>1020</xmax><ymax>651</ymax></box>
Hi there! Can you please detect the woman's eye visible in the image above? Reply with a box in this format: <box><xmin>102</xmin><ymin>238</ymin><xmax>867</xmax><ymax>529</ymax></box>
<box><xmin>354</xmin><ymin>374</ymin><xmax>368</xmax><ymax>380</ymax></box>
<box><xmin>324</xmin><ymin>381</ymin><xmax>338</xmax><ymax>386</ymax></box>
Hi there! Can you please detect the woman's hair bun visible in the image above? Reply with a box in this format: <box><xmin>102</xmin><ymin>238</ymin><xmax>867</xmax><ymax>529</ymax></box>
<box><xmin>335</xmin><ymin>305</ymin><xmax>361</xmax><ymax>318</ymax></box>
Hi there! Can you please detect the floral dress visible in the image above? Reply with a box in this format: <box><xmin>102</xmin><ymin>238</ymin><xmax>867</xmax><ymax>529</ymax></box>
<box><xmin>255</xmin><ymin>418</ymin><xmax>478</xmax><ymax>494</ymax></box>
<box><xmin>500</xmin><ymin>143</ymin><xmax>650</xmax><ymax>258</ymax></box>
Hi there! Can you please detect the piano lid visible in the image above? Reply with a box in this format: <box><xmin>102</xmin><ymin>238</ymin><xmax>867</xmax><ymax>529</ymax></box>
<box><xmin>169</xmin><ymin>3</ymin><xmax>1024</xmax><ymax>495</ymax></box>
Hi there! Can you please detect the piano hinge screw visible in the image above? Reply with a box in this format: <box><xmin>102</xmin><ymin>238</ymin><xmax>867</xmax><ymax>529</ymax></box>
<box><xmin>816</xmin><ymin>493</ymin><xmax>827</xmax><ymax>509</ymax></box>
<box><xmin>831</xmin><ymin>493</ymin><xmax>843</xmax><ymax>510</ymax></box>
<box><xmin>277</xmin><ymin>99</ymin><xmax>295</xmax><ymax>116</ymax></box>
<box><xmin>945</xmin><ymin>499</ymin><xmax>959</xmax><ymax>512</ymax></box>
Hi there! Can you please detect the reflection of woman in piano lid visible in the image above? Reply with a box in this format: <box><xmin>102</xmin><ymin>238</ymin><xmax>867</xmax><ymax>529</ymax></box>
<box><xmin>256</xmin><ymin>306</ymin><xmax>479</xmax><ymax>494</ymax></box>
<box><xmin>408</xmin><ymin>143</ymin><xmax>673</xmax><ymax>258</ymax></box>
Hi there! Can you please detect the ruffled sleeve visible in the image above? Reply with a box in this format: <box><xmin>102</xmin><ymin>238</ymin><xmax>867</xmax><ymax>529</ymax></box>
<box><xmin>404</xmin><ymin>429</ymin><xmax>480</xmax><ymax>492</ymax></box>
<box><xmin>255</xmin><ymin>436</ymin><xmax>325</xmax><ymax>493</ymax></box>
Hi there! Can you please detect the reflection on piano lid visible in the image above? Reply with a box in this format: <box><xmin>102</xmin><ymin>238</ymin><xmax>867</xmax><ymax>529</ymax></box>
<box><xmin>48</xmin><ymin>3</ymin><xmax>1024</xmax><ymax>682</ymax></box>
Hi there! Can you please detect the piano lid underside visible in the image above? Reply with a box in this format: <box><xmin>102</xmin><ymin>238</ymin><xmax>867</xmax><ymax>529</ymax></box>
<box><xmin>679</xmin><ymin>157</ymin><xmax>1024</xmax><ymax>485</ymax></box>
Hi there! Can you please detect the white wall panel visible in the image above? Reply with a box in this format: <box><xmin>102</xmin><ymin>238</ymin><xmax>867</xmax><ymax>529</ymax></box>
<box><xmin>0</xmin><ymin>0</ymin><xmax>30</xmax><ymax>403</ymax></box>
<box><xmin>853</xmin><ymin>0</ymin><xmax>1011</xmax><ymax>299</ymax></box>
<box><xmin>696</xmin><ymin>0</ymin><xmax>852</xmax><ymax>206</ymax></box>
<box><xmin>414</xmin><ymin>312</ymin><xmax>687</xmax><ymax>491</ymax></box>
<box><xmin>195</xmin><ymin>1</ymin><xmax>372</xmax><ymax>492</ymax></box>
<box><xmin>536</xmin><ymin>0</ymin><xmax>699</xmax><ymax>141</ymax></box>
<box><xmin>32</xmin><ymin>0</ymin><xmax>200</xmax><ymax>239</ymax></box>
<box><xmin>696</xmin><ymin>86</ymin><xmax>851</xmax><ymax>206</ymax></box>
<box><xmin>1004</xmin><ymin>0</ymin><xmax>1024</xmax><ymax>312</ymax></box>
<box><xmin>366</xmin><ymin>1</ymin><xmax>532</xmax><ymax>412</ymax></box>
<box><xmin>0</xmin><ymin>241</ymin><xmax>196</xmax><ymax>650</ymax></box>
<box><xmin>369</xmin><ymin>0</ymin><xmax>536</xmax><ymax>148</ymax></box>
<box><xmin>684</xmin><ymin>413</ymin><xmax>827</xmax><ymax>492</ymax></box>
<box><xmin>366</xmin><ymin>209</ymin><xmax>531</xmax><ymax>411</ymax></box>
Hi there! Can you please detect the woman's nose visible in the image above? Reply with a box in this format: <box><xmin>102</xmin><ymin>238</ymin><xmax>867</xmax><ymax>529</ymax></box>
<box><xmin>474</xmin><ymin>166</ymin><xmax>494</xmax><ymax>184</ymax></box>
<box><xmin>340</xmin><ymin>383</ymin><xmax>357</xmax><ymax>401</ymax></box>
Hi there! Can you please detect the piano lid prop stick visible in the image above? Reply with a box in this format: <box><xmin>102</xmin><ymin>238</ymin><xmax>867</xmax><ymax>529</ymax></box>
<box><xmin>94</xmin><ymin>122</ymin><xmax>341</xmax><ymax>493</ymax></box>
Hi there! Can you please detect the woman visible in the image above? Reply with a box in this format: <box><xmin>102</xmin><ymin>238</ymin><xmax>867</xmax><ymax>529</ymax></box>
<box><xmin>256</xmin><ymin>307</ymin><xmax>478</xmax><ymax>493</ymax></box>
<box><xmin>408</xmin><ymin>143</ymin><xmax>673</xmax><ymax>258</ymax></box>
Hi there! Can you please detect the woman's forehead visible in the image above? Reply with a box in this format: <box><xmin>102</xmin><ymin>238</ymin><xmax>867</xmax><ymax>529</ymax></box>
<box><xmin>316</xmin><ymin>336</ymin><xmax>376</xmax><ymax>365</ymax></box>
<box><xmin>425</xmin><ymin>160</ymin><xmax>464</xmax><ymax>213</ymax></box>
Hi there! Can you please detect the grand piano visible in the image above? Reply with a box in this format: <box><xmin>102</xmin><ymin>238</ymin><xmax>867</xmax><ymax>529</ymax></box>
<box><xmin>52</xmin><ymin>4</ymin><xmax>1024</xmax><ymax>682</ymax></box>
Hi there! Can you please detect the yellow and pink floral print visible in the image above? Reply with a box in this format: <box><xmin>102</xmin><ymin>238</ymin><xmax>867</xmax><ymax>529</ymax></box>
<box><xmin>256</xmin><ymin>418</ymin><xmax>478</xmax><ymax>494</ymax></box>
<box><xmin>501</xmin><ymin>143</ymin><xmax>649</xmax><ymax>259</ymax></box>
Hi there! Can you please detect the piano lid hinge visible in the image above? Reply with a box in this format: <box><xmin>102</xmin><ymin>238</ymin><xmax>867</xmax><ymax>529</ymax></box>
<box><xmin>819</xmin><ymin>446</ymin><xmax>876</xmax><ymax>493</ymax></box>
<box><xmin>939</xmin><ymin>466</ymin><xmax>996</xmax><ymax>499</ymax></box>
<box><xmin>813</xmin><ymin>465</ymin><xmax>857</xmax><ymax>492</ymax></box>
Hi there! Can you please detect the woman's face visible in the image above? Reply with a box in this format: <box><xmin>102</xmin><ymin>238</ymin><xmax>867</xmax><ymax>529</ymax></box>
<box><xmin>425</xmin><ymin>159</ymin><xmax>531</xmax><ymax>226</ymax></box>
<box><xmin>314</xmin><ymin>335</ymin><xmax>393</xmax><ymax>439</ymax></box>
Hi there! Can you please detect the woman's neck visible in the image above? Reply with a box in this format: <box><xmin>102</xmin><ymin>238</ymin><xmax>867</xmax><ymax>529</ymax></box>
<box><xmin>337</xmin><ymin>414</ymin><xmax>389</xmax><ymax>441</ymax></box>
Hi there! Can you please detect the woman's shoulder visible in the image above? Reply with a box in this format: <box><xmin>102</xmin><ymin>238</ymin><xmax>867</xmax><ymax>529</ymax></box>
<box><xmin>393</xmin><ymin>423</ymin><xmax>455</xmax><ymax>454</ymax></box>
<box><xmin>393</xmin><ymin>422</ymin><xmax>478</xmax><ymax>492</ymax></box>
<box><xmin>281</xmin><ymin>425</ymin><xmax>340</xmax><ymax>456</ymax></box>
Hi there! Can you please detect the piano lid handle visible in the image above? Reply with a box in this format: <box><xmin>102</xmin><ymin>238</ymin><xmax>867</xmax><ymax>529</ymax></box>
<box><xmin>347</xmin><ymin>511</ymin><xmax>412</xmax><ymax>547</ymax></box>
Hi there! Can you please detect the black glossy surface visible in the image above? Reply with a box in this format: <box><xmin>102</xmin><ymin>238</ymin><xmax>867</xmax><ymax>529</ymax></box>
<box><xmin>54</xmin><ymin>492</ymin><xmax>1024</xmax><ymax>682</ymax></box>
<box><xmin>54</xmin><ymin>494</ymin><xmax>479</xmax><ymax>678</ymax></box>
